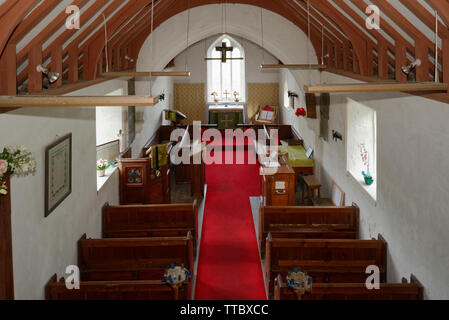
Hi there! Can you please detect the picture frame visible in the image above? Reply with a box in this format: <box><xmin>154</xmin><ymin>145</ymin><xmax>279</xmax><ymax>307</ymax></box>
<box><xmin>45</xmin><ymin>133</ymin><xmax>72</xmax><ymax>217</ymax></box>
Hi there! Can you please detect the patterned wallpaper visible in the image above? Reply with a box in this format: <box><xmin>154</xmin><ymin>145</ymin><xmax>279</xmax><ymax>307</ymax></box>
<box><xmin>174</xmin><ymin>83</ymin><xmax>205</xmax><ymax>124</ymax></box>
<box><xmin>174</xmin><ymin>82</ymin><xmax>279</xmax><ymax>124</ymax></box>
<box><xmin>247</xmin><ymin>83</ymin><xmax>279</xmax><ymax>122</ymax></box>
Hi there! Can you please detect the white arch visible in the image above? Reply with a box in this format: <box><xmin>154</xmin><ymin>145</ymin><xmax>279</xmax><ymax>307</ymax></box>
<box><xmin>136</xmin><ymin>3</ymin><xmax>320</xmax><ymax>95</ymax></box>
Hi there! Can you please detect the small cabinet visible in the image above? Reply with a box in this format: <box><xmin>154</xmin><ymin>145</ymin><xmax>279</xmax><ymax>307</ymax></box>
<box><xmin>260</xmin><ymin>155</ymin><xmax>295</xmax><ymax>206</ymax></box>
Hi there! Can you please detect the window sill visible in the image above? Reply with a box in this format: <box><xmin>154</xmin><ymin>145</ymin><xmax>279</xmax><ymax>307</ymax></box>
<box><xmin>346</xmin><ymin>171</ymin><xmax>377</xmax><ymax>206</ymax></box>
<box><xmin>97</xmin><ymin>166</ymin><xmax>118</xmax><ymax>192</ymax></box>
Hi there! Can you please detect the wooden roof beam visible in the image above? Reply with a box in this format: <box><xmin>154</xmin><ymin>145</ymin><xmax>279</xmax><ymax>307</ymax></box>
<box><xmin>0</xmin><ymin>0</ymin><xmax>40</xmax><ymax>56</ymax></box>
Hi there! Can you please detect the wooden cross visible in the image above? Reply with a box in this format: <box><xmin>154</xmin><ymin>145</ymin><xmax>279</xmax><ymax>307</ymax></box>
<box><xmin>216</xmin><ymin>42</ymin><xmax>234</xmax><ymax>63</ymax></box>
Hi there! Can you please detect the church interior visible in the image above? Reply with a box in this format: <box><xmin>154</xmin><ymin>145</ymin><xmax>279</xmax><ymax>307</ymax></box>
<box><xmin>1</xmin><ymin>0</ymin><xmax>449</xmax><ymax>302</ymax></box>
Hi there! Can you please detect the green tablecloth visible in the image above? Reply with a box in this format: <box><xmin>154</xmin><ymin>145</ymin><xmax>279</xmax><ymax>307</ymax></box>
<box><xmin>279</xmin><ymin>145</ymin><xmax>315</xmax><ymax>168</ymax></box>
<box><xmin>209</xmin><ymin>110</ymin><xmax>244</xmax><ymax>129</ymax></box>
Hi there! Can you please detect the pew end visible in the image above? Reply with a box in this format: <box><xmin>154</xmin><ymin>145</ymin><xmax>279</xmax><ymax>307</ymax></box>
<box><xmin>410</xmin><ymin>274</ymin><xmax>424</xmax><ymax>300</ymax></box>
<box><xmin>77</xmin><ymin>234</ymin><xmax>87</xmax><ymax>268</ymax></box>
<box><xmin>44</xmin><ymin>274</ymin><xmax>58</xmax><ymax>300</ymax></box>
<box><xmin>351</xmin><ymin>202</ymin><xmax>360</xmax><ymax>239</ymax></box>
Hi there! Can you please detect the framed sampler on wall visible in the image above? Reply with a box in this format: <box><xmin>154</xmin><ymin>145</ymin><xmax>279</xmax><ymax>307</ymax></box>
<box><xmin>45</xmin><ymin>133</ymin><xmax>72</xmax><ymax>217</ymax></box>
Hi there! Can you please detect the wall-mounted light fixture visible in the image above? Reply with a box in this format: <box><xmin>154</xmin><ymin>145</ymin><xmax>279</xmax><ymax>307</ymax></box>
<box><xmin>36</xmin><ymin>65</ymin><xmax>60</xmax><ymax>84</ymax></box>
<box><xmin>401</xmin><ymin>59</ymin><xmax>421</xmax><ymax>76</ymax></box>
<box><xmin>125</xmin><ymin>55</ymin><xmax>134</xmax><ymax>63</ymax></box>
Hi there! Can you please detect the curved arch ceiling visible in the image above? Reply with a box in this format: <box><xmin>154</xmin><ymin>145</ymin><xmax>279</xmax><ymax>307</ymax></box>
<box><xmin>0</xmin><ymin>0</ymin><xmax>448</xmax><ymax>100</ymax></box>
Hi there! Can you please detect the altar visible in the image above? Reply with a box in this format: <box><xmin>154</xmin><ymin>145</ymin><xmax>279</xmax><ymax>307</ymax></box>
<box><xmin>208</xmin><ymin>104</ymin><xmax>245</xmax><ymax>129</ymax></box>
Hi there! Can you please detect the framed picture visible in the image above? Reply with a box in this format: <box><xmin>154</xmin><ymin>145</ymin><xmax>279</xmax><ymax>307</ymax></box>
<box><xmin>45</xmin><ymin>133</ymin><xmax>72</xmax><ymax>217</ymax></box>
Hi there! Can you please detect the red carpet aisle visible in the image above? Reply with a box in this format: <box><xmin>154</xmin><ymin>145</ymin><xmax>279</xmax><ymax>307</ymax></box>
<box><xmin>195</xmin><ymin>150</ymin><xmax>266</xmax><ymax>300</ymax></box>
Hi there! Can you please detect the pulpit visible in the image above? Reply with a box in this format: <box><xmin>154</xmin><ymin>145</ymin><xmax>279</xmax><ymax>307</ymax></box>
<box><xmin>260</xmin><ymin>154</ymin><xmax>295</xmax><ymax>206</ymax></box>
<box><xmin>208</xmin><ymin>104</ymin><xmax>245</xmax><ymax>129</ymax></box>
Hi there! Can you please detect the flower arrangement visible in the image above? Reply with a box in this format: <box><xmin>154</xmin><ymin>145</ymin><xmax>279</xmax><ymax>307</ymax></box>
<box><xmin>163</xmin><ymin>264</ymin><xmax>191</xmax><ymax>287</ymax></box>
<box><xmin>286</xmin><ymin>267</ymin><xmax>312</xmax><ymax>297</ymax></box>
<box><xmin>295</xmin><ymin>107</ymin><xmax>307</xmax><ymax>117</ymax></box>
<box><xmin>360</xmin><ymin>143</ymin><xmax>373</xmax><ymax>185</ymax></box>
<box><xmin>0</xmin><ymin>146</ymin><xmax>36</xmax><ymax>196</ymax></box>
<box><xmin>233</xmin><ymin>91</ymin><xmax>240</xmax><ymax>102</ymax></box>
<box><xmin>211</xmin><ymin>91</ymin><xmax>219</xmax><ymax>103</ymax></box>
<box><xmin>96</xmin><ymin>158</ymin><xmax>109</xmax><ymax>177</ymax></box>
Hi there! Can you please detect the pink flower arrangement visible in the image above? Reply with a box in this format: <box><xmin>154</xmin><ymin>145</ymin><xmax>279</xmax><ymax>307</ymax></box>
<box><xmin>360</xmin><ymin>143</ymin><xmax>369</xmax><ymax>172</ymax></box>
<box><xmin>96</xmin><ymin>158</ymin><xmax>109</xmax><ymax>171</ymax></box>
<box><xmin>0</xmin><ymin>159</ymin><xmax>7</xmax><ymax>175</ymax></box>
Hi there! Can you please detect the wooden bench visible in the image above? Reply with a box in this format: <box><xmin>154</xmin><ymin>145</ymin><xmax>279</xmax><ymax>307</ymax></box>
<box><xmin>45</xmin><ymin>275</ymin><xmax>190</xmax><ymax>300</ymax></box>
<box><xmin>274</xmin><ymin>274</ymin><xmax>423</xmax><ymax>300</ymax></box>
<box><xmin>259</xmin><ymin>205</ymin><xmax>359</xmax><ymax>255</ymax></box>
<box><xmin>102</xmin><ymin>200</ymin><xmax>199</xmax><ymax>247</ymax></box>
<box><xmin>78</xmin><ymin>233</ymin><xmax>194</xmax><ymax>282</ymax></box>
<box><xmin>265</xmin><ymin>234</ymin><xmax>387</xmax><ymax>296</ymax></box>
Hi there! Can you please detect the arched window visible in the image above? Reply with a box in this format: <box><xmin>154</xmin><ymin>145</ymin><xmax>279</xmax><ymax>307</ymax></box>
<box><xmin>207</xmin><ymin>35</ymin><xmax>245</xmax><ymax>103</ymax></box>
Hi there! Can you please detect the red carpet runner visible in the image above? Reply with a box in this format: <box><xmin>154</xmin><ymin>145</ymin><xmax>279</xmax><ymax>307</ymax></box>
<box><xmin>195</xmin><ymin>149</ymin><xmax>266</xmax><ymax>300</ymax></box>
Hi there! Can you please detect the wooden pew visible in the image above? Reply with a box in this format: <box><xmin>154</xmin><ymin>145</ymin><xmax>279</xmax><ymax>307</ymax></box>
<box><xmin>102</xmin><ymin>200</ymin><xmax>199</xmax><ymax>247</ymax></box>
<box><xmin>274</xmin><ymin>274</ymin><xmax>423</xmax><ymax>300</ymax></box>
<box><xmin>265</xmin><ymin>234</ymin><xmax>387</xmax><ymax>296</ymax></box>
<box><xmin>78</xmin><ymin>233</ymin><xmax>194</xmax><ymax>282</ymax></box>
<box><xmin>259</xmin><ymin>205</ymin><xmax>359</xmax><ymax>255</ymax></box>
<box><xmin>45</xmin><ymin>275</ymin><xmax>190</xmax><ymax>300</ymax></box>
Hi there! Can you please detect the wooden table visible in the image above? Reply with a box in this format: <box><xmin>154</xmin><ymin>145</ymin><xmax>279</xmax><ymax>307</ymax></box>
<box><xmin>302</xmin><ymin>175</ymin><xmax>321</xmax><ymax>205</ymax></box>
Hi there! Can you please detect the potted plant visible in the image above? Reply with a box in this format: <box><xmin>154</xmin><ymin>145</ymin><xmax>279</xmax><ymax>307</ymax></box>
<box><xmin>360</xmin><ymin>144</ymin><xmax>374</xmax><ymax>185</ymax></box>
<box><xmin>96</xmin><ymin>158</ymin><xmax>109</xmax><ymax>177</ymax></box>
<box><xmin>0</xmin><ymin>146</ymin><xmax>36</xmax><ymax>196</ymax></box>
<box><xmin>211</xmin><ymin>92</ymin><xmax>219</xmax><ymax>103</ymax></box>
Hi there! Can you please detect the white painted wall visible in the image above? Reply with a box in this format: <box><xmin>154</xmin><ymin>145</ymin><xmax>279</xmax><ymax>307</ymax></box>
<box><xmin>173</xmin><ymin>36</ymin><xmax>279</xmax><ymax>85</ymax></box>
<box><xmin>135</xmin><ymin>3</ymin><xmax>318</xmax><ymax>149</ymax></box>
<box><xmin>131</xmin><ymin>75</ymin><xmax>174</xmax><ymax>158</ymax></box>
<box><xmin>137</xmin><ymin>4</ymin><xmax>319</xmax><ymax>86</ymax></box>
<box><xmin>279</xmin><ymin>70</ymin><xmax>449</xmax><ymax>299</ymax></box>
<box><xmin>0</xmin><ymin>79</ymin><xmax>126</xmax><ymax>300</ymax></box>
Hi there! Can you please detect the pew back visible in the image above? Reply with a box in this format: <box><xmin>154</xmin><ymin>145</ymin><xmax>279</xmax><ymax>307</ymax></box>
<box><xmin>259</xmin><ymin>205</ymin><xmax>359</xmax><ymax>253</ymax></box>
<box><xmin>102</xmin><ymin>201</ymin><xmax>198</xmax><ymax>245</ymax></box>
<box><xmin>45</xmin><ymin>275</ymin><xmax>190</xmax><ymax>300</ymax></box>
<box><xmin>265</xmin><ymin>235</ymin><xmax>387</xmax><ymax>295</ymax></box>
<box><xmin>274</xmin><ymin>274</ymin><xmax>423</xmax><ymax>300</ymax></box>
<box><xmin>77</xmin><ymin>233</ymin><xmax>194</xmax><ymax>281</ymax></box>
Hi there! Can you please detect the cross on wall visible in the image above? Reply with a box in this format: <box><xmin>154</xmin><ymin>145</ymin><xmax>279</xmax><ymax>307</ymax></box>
<box><xmin>216</xmin><ymin>42</ymin><xmax>234</xmax><ymax>63</ymax></box>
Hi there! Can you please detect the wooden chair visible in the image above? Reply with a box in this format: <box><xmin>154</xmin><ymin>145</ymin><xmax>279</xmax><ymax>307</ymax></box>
<box><xmin>312</xmin><ymin>180</ymin><xmax>345</xmax><ymax>207</ymax></box>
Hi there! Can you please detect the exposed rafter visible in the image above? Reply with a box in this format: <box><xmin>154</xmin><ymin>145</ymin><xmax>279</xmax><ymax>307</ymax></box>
<box><xmin>0</xmin><ymin>0</ymin><xmax>448</xmax><ymax>107</ymax></box>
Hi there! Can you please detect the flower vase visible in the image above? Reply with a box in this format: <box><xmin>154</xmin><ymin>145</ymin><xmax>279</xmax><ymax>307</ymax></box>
<box><xmin>362</xmin><ymin>171</ymin><xmax>374</xmax><ymax>185</ymax></box>
<box><xmin>97</xmin><ymin>169</ymin><xmax>106</xmax><ymax>177</ymax></box>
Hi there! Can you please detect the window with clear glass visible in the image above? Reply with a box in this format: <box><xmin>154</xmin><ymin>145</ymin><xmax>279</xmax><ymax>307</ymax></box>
<box><xmin>346</xmin><ymin>98</ymin><xmax>377</xmax><ymax>201</ymax></box>
<box><xmin>207</xmin><ymin>35</ymin><xmax>245</xmax><ymax>103</ymax></box>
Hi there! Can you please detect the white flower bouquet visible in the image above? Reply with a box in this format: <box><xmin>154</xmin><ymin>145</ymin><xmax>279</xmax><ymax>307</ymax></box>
<box><xmin>0</xmin><ymin>146</ymin><xmax>36</xmax><ymax>195</ymax></box>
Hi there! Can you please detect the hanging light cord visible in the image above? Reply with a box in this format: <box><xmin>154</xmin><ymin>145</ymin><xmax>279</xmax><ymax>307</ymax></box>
<box><xmin>150</xmin><ymin>0</ymin><xmax>154</xmax><ymax>96</ymax></box>
<box><xmin>307</xmin><ymin>0</ymin><xmax>311</xmax><ymax>68</ymax></box>
<box><xmin>185</xmin><ymin>0</ymin><xmax>191</xmax><ymax>71</ymax></box>
<box><xmin>260</xmin><ymin>5</ymin><xmax>265</xmax><ymax>65</ymax></box>
<box><xmin>102</xmin><ymin>14</ymin><xmax>109</xmax><ymax>73</ymax></box>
